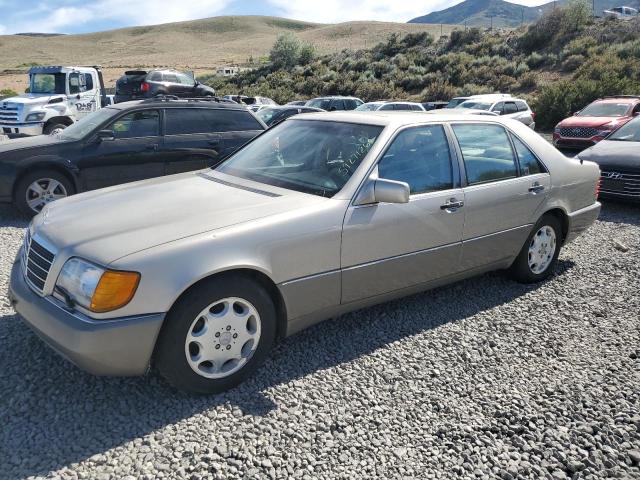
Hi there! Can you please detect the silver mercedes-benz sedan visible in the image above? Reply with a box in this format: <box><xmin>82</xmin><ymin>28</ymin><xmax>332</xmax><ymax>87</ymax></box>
<box><xmin>9</xmin><ymin>112</ymin><xmax>601</xmax><ymax>394</ymax></box>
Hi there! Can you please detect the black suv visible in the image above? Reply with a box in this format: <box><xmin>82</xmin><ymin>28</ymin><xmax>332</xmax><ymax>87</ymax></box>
<box><xmin>0</xmin><ymin>98</ymin><xmax>266</xmax><ymax>216</ymax></box>
<box><xmin>114</xmin><ymin>70</ymin><xmax>215</xmax><ymax>103</ymax></box>
<box><xmin>305</xmin><ymin>96</ymin><xmax>363</xmax><ymax>111</ymax></box>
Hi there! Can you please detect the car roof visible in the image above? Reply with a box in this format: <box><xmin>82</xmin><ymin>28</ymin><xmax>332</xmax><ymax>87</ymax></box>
<box><xmin>107</xmin><ymin>99</ymin><xmax>248</xmax><ymax>111</ymax></box>
<box><xmin>290</xmin><ymin>111</ymin><xmax>514</xmax><ymax>126</ymax></box>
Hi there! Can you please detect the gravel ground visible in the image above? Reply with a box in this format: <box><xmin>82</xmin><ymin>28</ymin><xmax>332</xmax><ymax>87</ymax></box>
<box><xmin>0</xmin><ymin>201</ymin><xmax>639</xmax><ymax>480</ymax></box>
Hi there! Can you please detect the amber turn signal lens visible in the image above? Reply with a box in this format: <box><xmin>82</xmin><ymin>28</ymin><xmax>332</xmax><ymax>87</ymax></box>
<box><xmin>90</xmin><ymin>270</ymin><xmax>140</xmax><ymax>313</ymax></box>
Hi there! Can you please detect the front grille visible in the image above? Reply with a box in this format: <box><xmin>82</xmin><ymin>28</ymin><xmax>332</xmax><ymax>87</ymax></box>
<box><xmin>22</xmin><ymin>230</ymin><xmax>55</xmax><ymax>293</ymax></box>
<box><xmin>558</xmin><ymin>127</ymin><xmax>598</xmax><ymax>138</ymax></box>
<box><xmin>600</xmin><ymin>170</ymin><xmax>640</xmax><ymax>197</ymax></box>
<box><xmin>0</xmin><ymin>102</ymin><xmax>20</xmax><ymax>124</ymax></box>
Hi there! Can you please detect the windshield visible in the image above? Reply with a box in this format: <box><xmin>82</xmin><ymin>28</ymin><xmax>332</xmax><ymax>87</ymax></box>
<box><xmin>579</xmin><ymin>102</ymin><xmax>631</xmax><ymax>117</ymax></box>
<box><xmin>356</xmin><ymin>103</ymin><xmax>383</xmax><ymax>111</ymax></box>
<box><xmin>30</xmin><ymin>73</ymin><xmax>66</xmax><ymax>94</ymax></box>
<box><xmin>216</xmin><ymin>120</ymin><xmax>383</xmax><ymax>197</ymax></box>
<box><xmin>58</xmin><ymin>108</ymin><xmax>119</xmax><ymax>140</ymax></box>
<box><xmin>608</xmin><ymin>117</ymin><xmax>640</xmax><ymax>141</ymax></box>
<box><xmin>256</xmin><ymin>107</ymin><xmax>284</xmax><ymax>126</ymax></box>
<box><xmin>456</xmin><ymin>101</ymin><xmax>492</xmax><ymax>110</ymax></box>
<box><xmin>446</xmin><ymin>98</ymin><xmax>466</xmax><ymax>108</ymax></box>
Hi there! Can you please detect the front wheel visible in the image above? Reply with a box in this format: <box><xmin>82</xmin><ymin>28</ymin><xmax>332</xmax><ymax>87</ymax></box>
<box><xmin>155</xmin><ymin>275</ymin><xmax>277</xmax><ymax>394</ymax></box>
<box><xmin>44</xmin><ymin>123</ymin><xmax>67</xmax><ymax>135</ymax></box>
<box><xmin>509</xmin><ymin>214</ymin><xmax>562</xmax><ymax>283</ymax></box>
<box><xmin>14</xmin><ymin>169</ymin><xmax>74</xmax><ymax>217</ymax></box>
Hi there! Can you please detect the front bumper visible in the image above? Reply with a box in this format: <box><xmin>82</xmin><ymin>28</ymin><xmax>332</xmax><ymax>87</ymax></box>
<box><xmin>8</xmin><ymin>255</ymin><xmax>165</xmax><ymax>376</ymax></box>
<box><xmin>565</xmin><ymin>201</ymin><xmax>601</xmax><ymax>244</ymax></box>
<box><xmin>0</xmin><ymin>123</ymin><xmax>43</xmax><ymax>136</ymax></box>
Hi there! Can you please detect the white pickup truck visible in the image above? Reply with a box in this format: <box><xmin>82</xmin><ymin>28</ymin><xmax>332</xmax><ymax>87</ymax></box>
<box><xmin>0</xmin><ymin>65</ymin><xmax>107</xmax><ymax>136</ymax></box>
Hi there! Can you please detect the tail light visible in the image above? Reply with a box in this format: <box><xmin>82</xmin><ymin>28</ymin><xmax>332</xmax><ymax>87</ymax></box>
<box><xmin>595</xmin><ymin>176</ymin><xmax>601</xmax><ymax>200</ymax></box>
<box><xmin>531</xmin><ymin>111</ymin><xmax>536</xmax><ymax>120</ymax></box>
<box><xmin>140</xmin><ymin>82</ymin><xmax>150</xmax><ymax>93</ymax></box>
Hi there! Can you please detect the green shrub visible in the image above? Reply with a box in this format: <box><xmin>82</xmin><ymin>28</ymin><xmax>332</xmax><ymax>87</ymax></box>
<box><xmin>0</xmin><ymin>88</ymin><xmax>18</xmax><ymax>97</ymax></box>
<box><xmin>562</xmin><ymin>54</ymin><xmax>585</xmax><ymax>72</ymax></box>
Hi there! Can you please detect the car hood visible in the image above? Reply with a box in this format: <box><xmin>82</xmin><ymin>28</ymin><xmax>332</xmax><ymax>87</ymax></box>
<box><xmin>2</xmin><ymin>94</ymin><xmax>66</xmax><ymax>106</ymax></box>
<box><xmin>558</xmin><ymin>116</ymin><xmax>629</xmax><ymax>129</ymax></box>
<box><xmin>577</xmin><ymin>140</ymin><xmax>640</xmax><ymax>170</ymax></box>
<box><xmin>0</xmin><ymin>134</ymin><xmax>67</xmax><ymax>154</ymax></box>
<box><xmin>33</xmin><ymin>171</ymin><xmax>327</xmax><ymax>265</ymax></box>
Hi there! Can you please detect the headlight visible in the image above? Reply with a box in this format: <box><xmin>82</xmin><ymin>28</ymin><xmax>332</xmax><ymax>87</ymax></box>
<box><xmin>25</xmin><ymin>112</ymin><xmax>46</xmax><ymax>122</ymax></box>
<box><xmin>595</xmin><ymin>129</ymin><xmax>612</xmax><ymax>138</ymax></box>
<box><xmin>553</xmin><ymin>126</ymin><xmax>561</xmax><ymax>134</ymax></box>
<box><xmin>56</xmin><ymin>257</ymin><xmax>140</xmax><ymax>313</ymax></box>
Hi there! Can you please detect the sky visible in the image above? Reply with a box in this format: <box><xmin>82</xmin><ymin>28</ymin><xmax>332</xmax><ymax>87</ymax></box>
<box><xmin>0</xmin><ymin>0</ymin><xmax>553</xmax><ymax>35</ymax></box>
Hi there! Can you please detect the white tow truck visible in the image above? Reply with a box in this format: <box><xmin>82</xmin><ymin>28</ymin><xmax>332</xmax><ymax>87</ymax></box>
<box><xmin>0</xmin><ymin>65</ymin><xmax>107</xmax><ymax>136</ymax></box>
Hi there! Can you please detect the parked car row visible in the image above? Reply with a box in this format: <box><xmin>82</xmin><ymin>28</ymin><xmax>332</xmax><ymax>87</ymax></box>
<box><xmin>8</xmin><ymin>110</ymin><xmax>602</xmax><ymax>394</ymax></box>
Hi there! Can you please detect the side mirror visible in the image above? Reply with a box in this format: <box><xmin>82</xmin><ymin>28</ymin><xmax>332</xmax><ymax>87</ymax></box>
<box><xmin>96</xmin><ymin>129</ymin><xmax>114</xmax><ymax>141</ymax></box>
<box><xmin>355</xmin><ymin>177</ymin><xmax>410</xmax><ymax>205</ymax></box>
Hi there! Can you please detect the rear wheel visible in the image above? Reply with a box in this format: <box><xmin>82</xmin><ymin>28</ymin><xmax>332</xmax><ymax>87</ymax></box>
<box><xmin>509</xmin><ymin>214</ymin><xmax>562</xmax><ymax>283</ymax></box>
<box><xmin>14</xmin><ymin>169</ymin><xmax>74</xmax><ymax>217</ymax></box>
<box><xmin>155</xmin><ymin>275</ymin><xmax>276</xmax><ymax>394</ymax></box>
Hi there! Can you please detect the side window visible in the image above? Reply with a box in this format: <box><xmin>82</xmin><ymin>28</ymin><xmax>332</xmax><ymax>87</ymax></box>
<box><xmin>166</xmin><ymin>109</ymin><xmax>263</xmax><ymax>135</ymax></box>
<box><xmin>176</xmin><ymin>72</ymin><xmax>194</xmax><ymax>85</ymax></box>
<box><xmin>163</xmin><ymin>73</ymin><xmax>178</xmax><ymax>83</ymax></box>
<box><xmin>378</xmin><ymin>125</ymin><xmax>454</xmax><ymax>195</ymax></box>
<box><xmin>504</xmin><ymin>102</ymin><xmax>518</xmax><ymax>115</ymax></box>
<box><xmin>148</xmin><ymin>72</ymin><xmax>162</xmax><ymax>81</ymax></box>
<box><xmin>492</xmin><ymin>102</ymin><xmax>504</xmax><ymax>115</ymax></box>
<box><xmin>68</xmin><ymin>73</ymin><xmax>80</xmax><ymax>94</ymax></box>
<box><xmin>83</xmin><ymin>74</ymin><xmax>93</xmax><ymax>91</ymax></box>
<box><xmin>331</xmin><ymin>100</ymin><xmax>345</xmax><ymax>111</ymax></box>
<box><xmin>511</xmin><ymin>135</ymin><xmax>546</xmax><ymax>175</ymax></box>
<box><xmin>379</xmin><ymin>104</ymin><xmax>395</xmax><ymax>111</ymax></box>
<box><xmin>394</xmin><ymin>103</ymin><xmax>411</xmax><ymax>111</ymax></box>
<box><xmin>515</xmin><ymin>100</ymin><xmax>528</xmax><ymax>112</ymax></box>
<box><xmin>452</xmin><ymin>124</ymin><xmax>518</xmax><ymax>185</ymax></box>
<box><xmin>632</xmin><ymin>103</ymin><xmax>640</xmax><ymax>115</ymax></box>
<box><xmin>110</xmin><ymin>110</ymin><xmax>160</xmax><ymax>139</ymax></box>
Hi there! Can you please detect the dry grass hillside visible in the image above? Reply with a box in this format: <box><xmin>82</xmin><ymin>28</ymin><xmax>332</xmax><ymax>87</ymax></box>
<box><xmin>0</xmin><ymin>15</ymin><xmax>458</xmax><ymax>92</ymax></box>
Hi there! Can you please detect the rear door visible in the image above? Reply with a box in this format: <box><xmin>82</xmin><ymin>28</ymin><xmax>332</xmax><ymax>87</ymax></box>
<box><xmin>78</xmin><ymin>109</ymin><xmax>163</xmax><ymax>190</ymax></box>
<box><xmin>451</xmin><ymin>123</ymin><xmax>550</xmax><ymax>271</ymax></box>
<box><xmin>341</xmin><ymin>124</ymin><xmax>465</xmax><ymax>303</ymax></box>
<box><xmin>162</xmin><ymin>108</ymin><xmax>223</xmax><ymax>174</ymax></box>
<box><xmin>215</xmin><ymin>109</ymin><xmax>266</xmax><ymax>159</ymax></box>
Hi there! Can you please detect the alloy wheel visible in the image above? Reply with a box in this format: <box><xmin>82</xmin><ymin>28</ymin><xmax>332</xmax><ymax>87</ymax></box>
<box><xmin>25</xmin><ymin>178</ymin><xmax>68</xmax><ymax>213</ymax></box>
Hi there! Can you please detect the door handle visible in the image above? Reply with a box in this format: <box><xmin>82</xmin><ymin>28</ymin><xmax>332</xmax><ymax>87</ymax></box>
<box><xmin>440</xmin><ymin>199</ymin><xmax>464</xmax><ymax>210</ymax></box>
<box><xmin>144</xmin><ymin>145</ymin><xmax>158</xmax><ymax>151</ymax></box>
<box><xmin>528</xmin><ymin>183</ymin><xmax>545</xmax><ymax>193</ymax></box>
<box><xmin>208</xmin><ymin>140</ymin><xmax>220</xmax><ymax>147</ymax></box>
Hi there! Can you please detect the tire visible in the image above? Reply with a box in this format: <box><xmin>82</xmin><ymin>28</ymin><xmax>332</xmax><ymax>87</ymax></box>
<box><xmin>155</xmin><ymin>274</ymin><xmax>277</xmax><ymax>394</ymax></box>
<box><xmin>14</xmin><ymin>169</ymin><xmax>75</xmax><ymax>217</ymax></box>
<box><xmin>509</xmin><ymin>214</ymin><xmax>562</xmax><ymax>284</ymax></box>
<box><xmin>43</xmin><ymin>123</ymin><xmax>67</xmax><ymax>135</ymax></box>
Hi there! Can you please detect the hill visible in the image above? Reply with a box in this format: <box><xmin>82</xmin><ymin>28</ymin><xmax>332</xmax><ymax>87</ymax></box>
<box><xmin>210</xmin><ymin>6</ymin><xmax>640</xmax><ymax>131</ymax></box>
<box><xmin>408</xmin><ymin>0</ymin><xmax>640</xmax><ymax>28</ymax></box>
<box><xmin>0</xmin><ymin>15</ymin><xmax>458</xmax><ymax>93</ymax></box>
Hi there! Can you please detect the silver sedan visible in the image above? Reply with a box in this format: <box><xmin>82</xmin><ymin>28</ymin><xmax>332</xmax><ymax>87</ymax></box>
<box><xmin>9</xmin><ymin>112</ymin><xmax>601</xmax><ymax>393</ymax></box>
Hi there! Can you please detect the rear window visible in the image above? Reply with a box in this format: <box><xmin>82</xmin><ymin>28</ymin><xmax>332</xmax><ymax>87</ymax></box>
<box><xmin>165</xmin><ymin>108</ymin><xmax>263</xmax><ymax>135</ymax></box>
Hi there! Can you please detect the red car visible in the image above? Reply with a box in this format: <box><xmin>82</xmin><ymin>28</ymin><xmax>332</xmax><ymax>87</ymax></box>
<box><xmin>553</xmin><ymin>96</ymin><xmax>640</xmax><ymax>149</ymax></box>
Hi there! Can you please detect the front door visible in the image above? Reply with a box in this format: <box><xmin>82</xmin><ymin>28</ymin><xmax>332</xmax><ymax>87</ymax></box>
<box><xmin>68</xmin><ymin>72</ymin><xmax>99</xmax><ymax>120</ymax></box>
<box><xmin>78</xmin><ymin>109</ymin><xmax>164</xmax><ymax>190</ymax></box>
<box><xmin>450</xmin><ymin>123</ymin><xmax>551</xmax><ymax>270</ymax></box>
<box><xmin>341</xmin><ymin>124</ymin><xmax>465</xmax><ymax>304</ymax></box>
